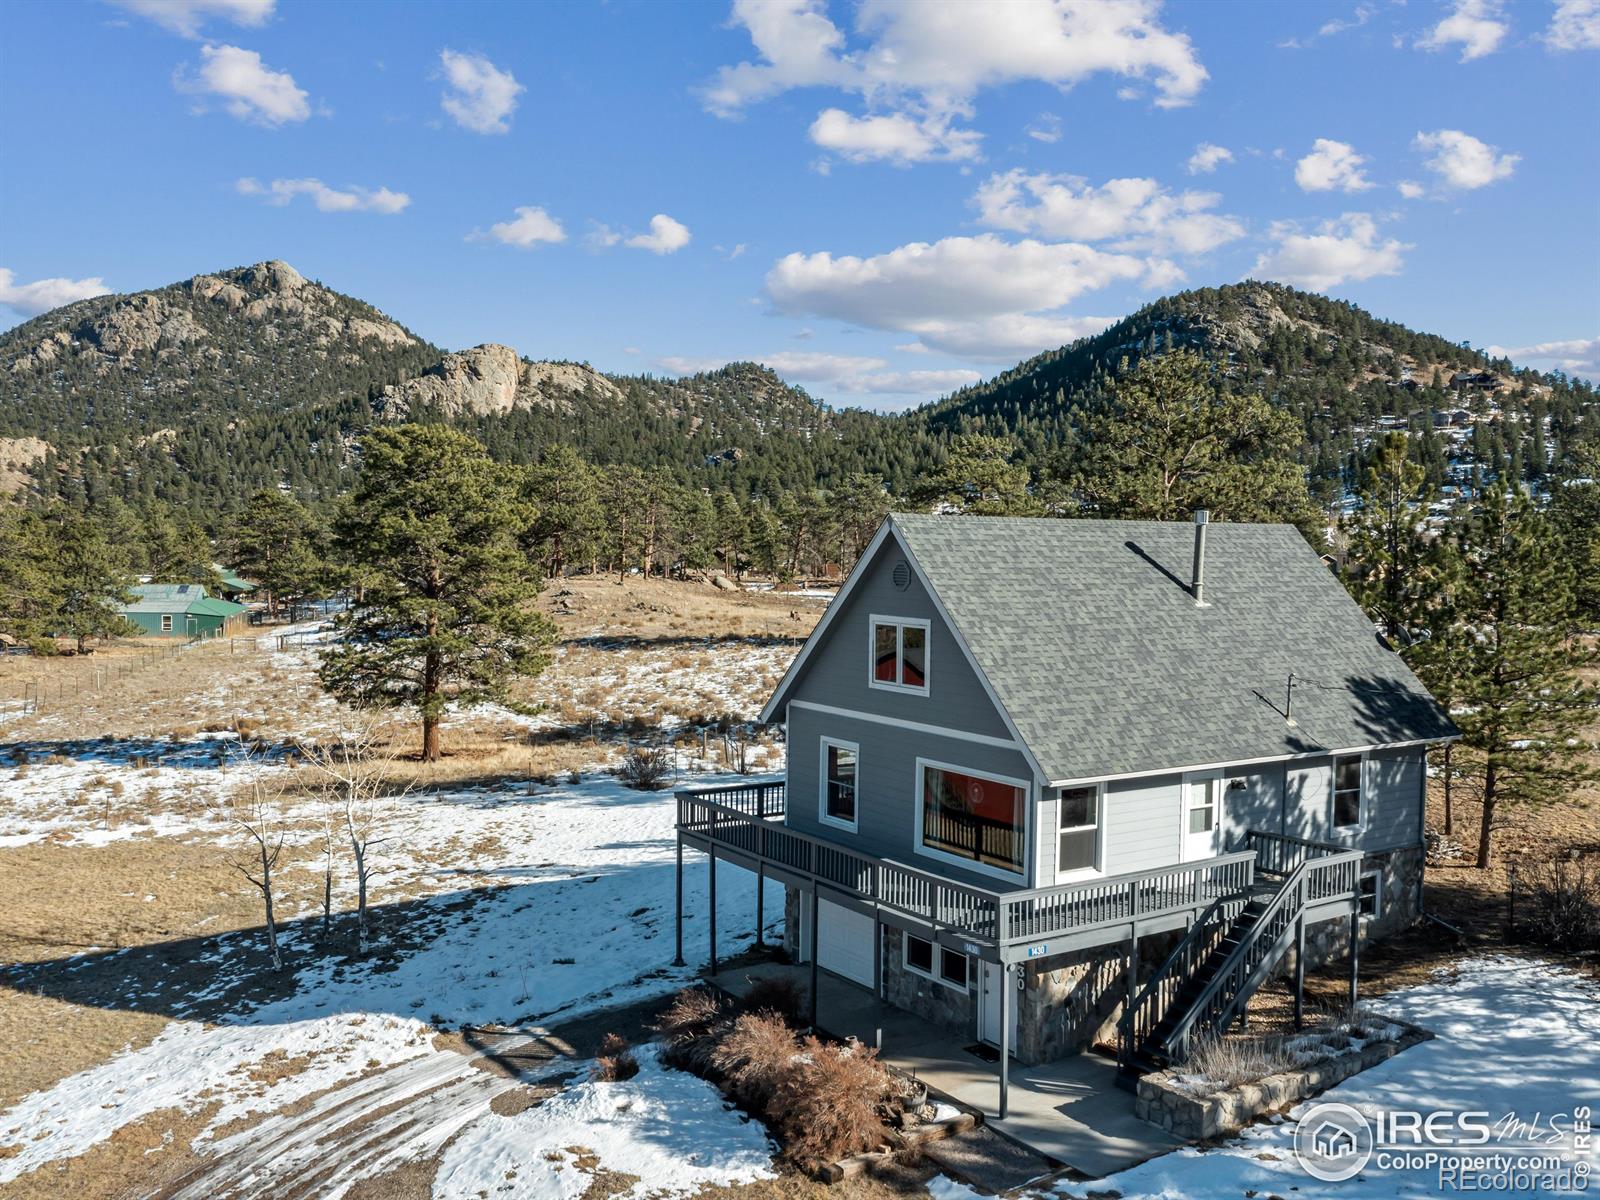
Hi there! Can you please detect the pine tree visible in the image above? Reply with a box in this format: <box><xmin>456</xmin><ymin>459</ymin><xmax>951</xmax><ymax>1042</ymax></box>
<box><xmin>522</xmin><ymin>445</ymin><xmax>603</xmax><ymax>578</ymax></box>
<box><xmin>47</xmin><ymin>510</ymin><xmax>136</xmax><ymax>652</ymax></box>
<box><xmin>230</xmin><ymin>490</ymin><xmax>324</xmax><ymax>619</ymax></box>
<box><xmin>911</xmin><ymin>434</ymin><xmax>1040</xmax><ymax>515</ymax></box>
<box><xmin>318</xmin><ymin>425</ymin><xmax>555</xmax><ymax>761</ymax></box>
<box><xmin>0</xmin><ymin>507</ymin><xmax>56</xmax><ymax>644</ymax></box>
<box><xmin>1430</xmin><ymin>489</ymin><xmax>1598</xmax><ymax>867</ymax></box>
<box><xmin>1343</xmin><ymin>433</ymin><xmax>1444</xmax><ymax>645</ymax></box>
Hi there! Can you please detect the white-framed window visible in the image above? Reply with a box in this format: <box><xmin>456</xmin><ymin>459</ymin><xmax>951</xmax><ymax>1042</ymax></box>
<box><xmin>868</xmin><ymin>615</ymin><xmax>929</xmax><ymax>695</ymax></box>
<box><xmin>818</xmin><ymin>737</ymin><xmax>859</xmax><ymax>832</ymax></box>
<box><xmin>1358</xmin><ymin>869</ymin><xmax>1383</xmax><ymax>919</ymax></box>
<box><xmin>1057</xmin><ymin>784</ymin><xmax>1102</xmax><ymax>875</ymax></box>
<box><xmin>1186</xmin><ymin>772</ymin><xmax>1219</xmax><ymax>835</ymax></box>
<box><xmin>904</xmin><ymin>932</ymin><xmax>968</xmax><ymax>991</ymax></box>
<box><xmin>160</xmin><ymin>614</ymin><xmax>173</xmax><ymax>632</ymax></box>
<box><xmin>915</xmin><ymin>758</ymin><xmax>1028</xmax><ymax>879</ymax></box>
<box><xmin>1333</xmin><ymin>754</ymin><xmax>1365</xmax><ymax>830</ymax></box>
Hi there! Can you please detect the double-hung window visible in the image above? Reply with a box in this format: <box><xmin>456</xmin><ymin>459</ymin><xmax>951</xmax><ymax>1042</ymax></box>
<box><xmin>819</xmin><ymin>738</ymin><xmax>858</xmax><ymax>831</ymax></box>
<box><xmin>1058</xmin><ymin>785</ymin><xmax>1101</xmax><ymax>874</ymax></box>
<box><xmin>1333</xmin><ymin>755</ymin><xmax>1364</xmax><ymax>830</ymax></box>
<box><xmin>904</xmin><ymin>932</ymin><xmax>968</xmax><ymax>991</ymax></box>
<box><xmin>160</xmin><ymin>614</ymin><xmax>173</xmax><ymax>632</ymax></box>
<box><xmin>869</xmin><ymin>616</ymin><xmax>929</xmax><ymax>694</ymax></box>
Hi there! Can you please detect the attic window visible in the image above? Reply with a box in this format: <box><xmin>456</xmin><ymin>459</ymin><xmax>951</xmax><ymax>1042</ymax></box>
<box><xmin>869</xmin><ymin>616</ymin><xmax>928</xmax><ymax>695</ymax></box>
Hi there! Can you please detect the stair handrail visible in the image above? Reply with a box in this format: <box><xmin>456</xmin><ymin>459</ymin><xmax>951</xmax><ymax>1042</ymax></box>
<box><xmin>1115</xmin><ymin>886</ymin><xmax>1251</xmax><ymax>1074</ymax></box>
<box><xmin>1158</xmin><ymin>848</ymin><xmax>1362</xmax><ymax>1063</ymax></box>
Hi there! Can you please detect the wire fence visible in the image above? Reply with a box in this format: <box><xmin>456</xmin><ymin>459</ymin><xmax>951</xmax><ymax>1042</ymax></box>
<box><xmin>13</xmin><ymin>631</ymin><xmax>269</xmax><ymax>715</ymax></box>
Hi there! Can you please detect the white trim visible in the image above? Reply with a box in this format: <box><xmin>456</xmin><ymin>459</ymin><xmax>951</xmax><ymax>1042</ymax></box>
<box><xmin>1331</xmin><ymin>751</ymin><xmax>1368</xmax><ymax>833</ymax></box>
<box><xmin>1046</xmin><ymin>737</ymin><xmax>1455</xmax><ymax>789</ymax></box>
<box><xmin>913</xmin><ymin>755</ymin><xmax>1031</xmax><ymax>883</ymax></box>
<box><xmin>902</xmin><ymin>931</ymin><xmax>969</xmax><ymax>993</ymax></box>
<box><xmin>867</xmin><ymin>613</ymin><xmax>931</xmax><ymax>696</ymax></box>
<box><xmin>758</xmin><ymin>520</ymin><xmax>895</xmax><ymax>724</ymax></box>
<box><xmin>818</xmin><ymin>736</ymin><xmax>859</xmax><ymax>833</ymax></box>
<box><xmin>1054</xmin><ymin>781</ymin><xmax>1105</xmax><ymax>882</ymax></box>
<box><xmin>788</xmin><ymin>700</ymin><xmax>1021</xmax><ymax>751</ymax></box>
<box><xmin>159</xmin><ymin>613</ymin><xmax>173</xmax><ymax>632</ymax></box>
<box><xmin>1358</xmin><ymin>867</ymin><xmax>1383</xmax><ymax>920</ymax></box>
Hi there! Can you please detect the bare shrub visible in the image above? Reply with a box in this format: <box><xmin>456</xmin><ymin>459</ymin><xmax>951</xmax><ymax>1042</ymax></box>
<box><xmin>711</xmin><ymin>1012</ymin><xmax>796</xmax><ymax>1111</ymax></box>
<box><xmin>592</xmin><ymin>1032</ymin><xmax>640</xmax><ymax>1082</ymax></box>
<box><xmin>655</xmin><ymin>987</ymin><xmax>726</xmax><ymax>1073</ymax></box>
<box><xmin>1515</xmin><ymin>856</ymin><xmax>1600</xmax><ymax>952</ymax></box>
<box><xmin>1179</xmin><ymin>1033</ymin><xmax>1294</xmax><ymax>1089</ymax></box>
<box><xmin>616</xmin><ymin>743</ymin><xmax>674</xmax><ymax>791</ymax></box>
<box><xmin>768</xmin><ymin>1036</ymin><xmax>898</xmax><ymax>1168</ymax></box>
<box><xmin>740</xmin><ymin>974</ymin><xmax>808</xmax><ymax>1027</ymax></box>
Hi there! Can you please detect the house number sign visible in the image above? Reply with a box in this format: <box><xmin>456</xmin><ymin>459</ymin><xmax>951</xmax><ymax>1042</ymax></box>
<box><xmin>1025</xmin><ymin>943</ymin><xmax>1049</xmax><ymax>958</ymax></box>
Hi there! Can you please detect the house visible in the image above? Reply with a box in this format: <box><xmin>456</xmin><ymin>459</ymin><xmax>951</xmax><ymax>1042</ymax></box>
<box><xmin>213</xmin><ymin>565</ymin><xmax>258</xmax><ymax>604</ymax></box>
<box><xmin>117</xmin><ymin>584</ymin><xmax>247</xmax><ymax>637</ymax></box>
<box><xmin>674</xmin><ymin>513</ymin><xmax>1456</xmax><ymax>1115</ymax></box>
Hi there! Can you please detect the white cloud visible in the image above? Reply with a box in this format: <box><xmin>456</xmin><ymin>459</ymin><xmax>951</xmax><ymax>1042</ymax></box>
<box><xmin>1414</xmin><ymin>129</ymin><xmax>1519</xmax><ymax>189</ymax></box>
<box><xmin>758</xmin><ymin>350</ymin><xmax>889</xmax><ymax>380</ymax></box>
<box><xmin>767</xmin><ymin>233</ymin><xmax>1151</xmax><ymax>359</ymax></box>
<box><xmin>703</xmin><ymin>0</ymin><xmax>1207</xmax><ymax>166</ymax></box>
<box><xmin>660</xmin><ymin>349</ymin><xmax>979</xmax><ymax>402</ymax></box>
<box><xmin>109</xmin><ymin>0</ymin><xmax>273</xmax><ymax>37</ymax></box>
<box><xmin>1417</xmin><ymin>0</ymin><xmax>1508</xmax><ymax>61</ymax></box>
<box><xmin>848</xmin><ymin>368</ymin><xmax>981</xmax><ymax>394</ymax></box>
<box><xmin>476</xmin><ymin>206</ymin><xmax>566</xmax><ymax>248</ymax></box>
<box><xmin>176</xmin><ymin>43</ymin><xmax>309</xmax><ymax>125</ymax></box>
<box><xmin>1294</xmin><ymin>138</ymin><xmax>1373</xmax><ymax>192</ymax></box>
<box><xmin>808</xmin><ymin>108</ymin><xmax>980</xmax><ymax>164</ymax></box>
<box><xmin>1186</xmin><ymin>142</ymin><xmax>1233</xmax><ymax>174</ymax></box>
<box><xmin>1545</xmin><ymin>0</ymin><xmax>1600</xmax><ymax>50</ymax></box>
<box><xmin>1397</xmin><ymin>179</ymin><xmax>1426</xmax><ymax>199</ymax></box>
<box><xmin>1026</xmin><ymin>113</ymin><xmax>1062</xmax><ymax>143</ymax></box>
<box><xmin>1251</xmin><ymin>213</ymin><xmax>1410</xmax><ymax>291</ymax></box>
<box><xmin>972</xmin><ymin>170</ymin><xmax>1245</xmax><ymax>255</ymax></box>
<box><xmin>235</xmin><ymin>177</ymin><xmax>409</xmax><ymax>214</ymax></box>
<box><xmin>625</xmin><ymin>214</ymin><xmax>692</xmax><ymax>255</ymax></box>
<box><xmin>0</xmin><ymin>267</ymin><xmax>111</xmax><ymax>318</ymax></box>
<box><xmin>1485</xmin><ymin>335</ymin><xmax>1600</xmax><ymax>378</ymax></box>
<box><xmin>438</xmin><ymin>49</ymin><xmax>522</xmax><ymax>134</ymax></box>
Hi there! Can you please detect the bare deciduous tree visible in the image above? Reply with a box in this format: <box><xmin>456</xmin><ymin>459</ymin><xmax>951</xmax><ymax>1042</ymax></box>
<box><xmin>220</xmin><ymin>765</ymin><xmax>288</xmax><ymax>971</ymax></box>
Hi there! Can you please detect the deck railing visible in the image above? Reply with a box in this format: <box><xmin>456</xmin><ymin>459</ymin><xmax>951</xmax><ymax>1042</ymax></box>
<box><xmin>1243</xmin><ymin>828</ymin><xmax>1356</xmax><ymax>876</ymax></box>
<box><xmin>677</xmin><ymin>780</ymin><xmax>1258</xmax><ymax>954</ymax></box>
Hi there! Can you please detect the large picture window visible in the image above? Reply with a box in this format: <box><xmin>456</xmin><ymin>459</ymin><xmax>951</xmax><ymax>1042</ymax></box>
<box><xmin>869</xmin><ymin>617</ymin><xmax>929</xmax><ymax>694</ymax></box>
<box><xmin>919</xmin><ymin>762</ymin><xmax>1025</xmax><ymax>874</ymax></box>
<box><xmin>1333</xmin><ymin>755</ymin><xmax>1363</xmax><ymax>829</ymax></box>
<box><xmin>1058</xmin><ymin>785</ymin><xmax>1101</xmax><ymax>874</ymax></box>
<box><xmin>819</xmin><ymin>738</ymin><xmax>858</xmax><ymax>830</ymax></box>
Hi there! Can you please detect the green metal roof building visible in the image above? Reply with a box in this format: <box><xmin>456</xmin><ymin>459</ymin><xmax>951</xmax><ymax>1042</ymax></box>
<box><xmin>117</xmin><ymin>584</ymin><xmax>247</xmax><ymax>638</ymax></box>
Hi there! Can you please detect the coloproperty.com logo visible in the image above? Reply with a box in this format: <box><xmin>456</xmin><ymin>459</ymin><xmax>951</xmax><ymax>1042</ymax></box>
<box><xmin>1294</xmin><ymin>1100</ymin><xmax>1595</xmax><ymax>1191</ymax></box>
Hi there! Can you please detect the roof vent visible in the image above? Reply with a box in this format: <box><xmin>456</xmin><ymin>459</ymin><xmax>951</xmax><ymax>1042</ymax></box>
<box><xmin>891</xmin><ymin>560</ymin><xmax>912</xmax><ymax>591</ymax></box>
<box><xmin>1191</xmin><ymin>510</ymin><xmax>1210</xmax><ymax>608</ymax></box>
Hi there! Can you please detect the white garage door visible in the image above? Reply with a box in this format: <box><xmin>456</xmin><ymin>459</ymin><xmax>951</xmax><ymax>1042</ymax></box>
<box><xmin>816</xmin><ymin>898</ymin><xmax>876</xmax><ymax>987</ymax></box>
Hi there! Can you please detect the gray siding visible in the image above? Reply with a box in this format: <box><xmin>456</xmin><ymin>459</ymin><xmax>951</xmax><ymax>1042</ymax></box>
<box><xmin>784</xmin><ymin>535</ymin><xmax>1014</xmax><ymax>741</ymax></box>
<box><xmin>1103</xmin><ymin>774</ymin><xmax>1181</xmax><ymax>875</ymax></box>
<box><xmin>1220</xmin><ymin>767</ymin><xmax>1286</xmax><ymax>848</ymax></box>
<box><xmin>786</xmin><ymin>704</ymin><xmax>1038</xmax><ymax>892</ymax></box>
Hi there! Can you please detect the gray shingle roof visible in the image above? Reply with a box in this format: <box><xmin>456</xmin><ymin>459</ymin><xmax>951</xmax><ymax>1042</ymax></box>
<box><xmin>890</xmin><ymin>513</ymin><xmax>1456</xmax><ymax>782</ymax></box>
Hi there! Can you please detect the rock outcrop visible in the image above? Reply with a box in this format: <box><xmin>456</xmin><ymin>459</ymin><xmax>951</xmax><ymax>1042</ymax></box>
<box><xmin>376</xmin><ymin>344</ymin><xmax>622</xmax><ymax>419</ymax></box>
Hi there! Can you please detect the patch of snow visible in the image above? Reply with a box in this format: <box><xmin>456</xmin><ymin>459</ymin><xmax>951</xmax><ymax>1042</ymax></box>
<box><xmin>431</xmin><ymin>1044</ymin><xmax>776</xmax><ymax>1199</ymax></box>
<box><xmin>1055</xmin><ymin>956</ymin><xmax>1600</xmax><ymax>1198</ymax></box>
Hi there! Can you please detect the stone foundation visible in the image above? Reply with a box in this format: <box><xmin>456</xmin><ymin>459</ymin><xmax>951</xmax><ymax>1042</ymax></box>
<box><xmin>1293</xmin><ymin>844</ymin><xmax>1425</xmax><ymax>972</ymax></box>
<box><xmin>1017</xmin><ymin>929</ymin><xmax>1182</xmax><ymax>1064</ymax></box>
<box><xmin>879</xmin><ymin>927</ymin><xmax>976</xmax><ymax>1039</ymax></box>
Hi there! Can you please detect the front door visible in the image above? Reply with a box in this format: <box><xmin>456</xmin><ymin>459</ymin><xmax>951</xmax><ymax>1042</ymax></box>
<box><xmin>1182</xmin><ymin>771</ymin><xmax>1224</xmax><ymax>861</ymax></box>
<box><xmin>977</xmin><ymin>961</ymin><xmax>1017</xmax><ymax>1053</ymax></box>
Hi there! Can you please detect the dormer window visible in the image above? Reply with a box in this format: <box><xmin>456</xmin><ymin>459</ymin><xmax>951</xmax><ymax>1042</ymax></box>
<box><xmin>869</xmin><ymin>616</ymin><xmax>929</xmax><ymax>695</ymax></box>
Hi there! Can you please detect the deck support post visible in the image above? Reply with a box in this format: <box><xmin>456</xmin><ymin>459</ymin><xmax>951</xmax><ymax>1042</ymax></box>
<box><xmin>873</xmin><ymin>909</ymin><xmax>883</xmax><ymax>1051</ymax></box>
<box><xmin>1293</xmin><ymin>914</ymin><xmax>1306</xmax><ymax>1030</ymax></box>
<box><xmin>998</xmin><ymin>961</ymin><xmax>1012</xmax><ymax>1121</ymax></box>
<box><xmin>672</xmin><ymin>837</ymin><xmax>685</xmax><ymax>967</ymax></box>
<box><xmin>1126</xmin><ymin>922</ymin><xmax>1139</xmax><ymax>1015</ymax></box>
<box><xmin>708</xmin><ymin>848</ymin><xmax>718</xmax><ymax>977</ymax></box>
<box><xmin>755</xmin><ymin>861</ymin><xmax>765</xmax><ymax>948</ymax></box>
<box><xmin>809</xmin><ymin>886</ymin><xmax>821</xmax><ymax>1031</ymax></box>
<box><xmin>1348</xmin><ymin>894</ymin><xmax>1360</xmax><ymax>1009</ymax></box>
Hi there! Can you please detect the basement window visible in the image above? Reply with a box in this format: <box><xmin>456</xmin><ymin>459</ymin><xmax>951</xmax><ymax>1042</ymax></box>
<box><xmin>905</xmin><ymin>932</ymin><xmax>968</xmax><ymax>991</ymax></box>
<box><xmin>869</xmin><ymin>616</ymin><xmax>929</xmax><ymax>695</ymax></box>
<box><xmin>1359</xmin><ymin>870</ymin><xmax>1383</xmax><ymax>919</ymax></box>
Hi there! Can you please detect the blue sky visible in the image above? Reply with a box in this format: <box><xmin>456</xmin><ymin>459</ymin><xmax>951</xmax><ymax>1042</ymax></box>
<box><xmin>2</xmin><ymin>0</ymin><xmax>1597</xmax><ymax>411</ymax></box>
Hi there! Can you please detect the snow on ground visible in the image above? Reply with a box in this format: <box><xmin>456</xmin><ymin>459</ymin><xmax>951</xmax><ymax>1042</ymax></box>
<box><xmin>431</xmin><ymin>1045</ymin><xmax>776</xmax><ymax>1200</ymax></box>
<box><xmin>1053</xmin><ymin>956</ymin><xmax>1600</xmax><ymax>1200</ymax></box>
<box><xmin>0</xmin><ymin>769</ymin><xmax>782</xmax><ymax>1188</ymax></box>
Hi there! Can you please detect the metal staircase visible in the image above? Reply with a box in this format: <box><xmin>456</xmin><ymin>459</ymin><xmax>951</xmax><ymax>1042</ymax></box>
<box><xmin>1116</xmin><ymin>834</ymin><xmax>1362</xmax><ymax>1085</ymax></box>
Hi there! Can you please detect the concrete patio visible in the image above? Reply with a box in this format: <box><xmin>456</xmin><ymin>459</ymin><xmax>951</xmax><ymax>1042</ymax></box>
<box><xmin>708</xmin><ymin>960</ymin><xmax>1184</xmax><ymax>1179</ymax></box>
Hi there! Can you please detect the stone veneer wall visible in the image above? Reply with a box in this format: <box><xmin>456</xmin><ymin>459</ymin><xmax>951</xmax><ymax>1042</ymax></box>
<box><xmin>879</xmin><ymin>927</ymin><xmax>977</xmax><ymax>1038</ymax></box>
<box><xmin>1016</xmin><ymin>929</ymin><xmax>1182</xmax><ymax>1065</ymax></box>
<box><xmin>1293</xmin><ymin>845</ymin><xmax>1425</xmax><ymax>971</ymax></box>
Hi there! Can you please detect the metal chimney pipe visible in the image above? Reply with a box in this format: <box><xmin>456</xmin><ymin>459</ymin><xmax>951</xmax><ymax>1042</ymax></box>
<box><xmin>1191</xmin><ymin>509</ymin><xmax>1210</xmax><ymax>606</ymax></box>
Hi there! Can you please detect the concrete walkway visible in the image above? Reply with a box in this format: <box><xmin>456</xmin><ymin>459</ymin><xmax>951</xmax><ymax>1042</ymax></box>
<box><xmin>710</xmin><ymin>962</ymin><xmax>1183</xmax><ymax>1179</ymax></box>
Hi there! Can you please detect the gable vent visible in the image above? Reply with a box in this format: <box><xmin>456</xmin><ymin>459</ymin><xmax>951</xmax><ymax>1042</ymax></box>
<box><xmin>891</xmin><ymin>560</ymin><xmax>912</xmax><ymax>591</ymax></box>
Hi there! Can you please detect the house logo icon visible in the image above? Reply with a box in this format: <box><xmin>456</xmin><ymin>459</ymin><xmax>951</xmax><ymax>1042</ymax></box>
<box><xmin>1294</xmin><ymin>1102</ymin><xmax>1374</xmax><ymax>1182</ymax></box>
